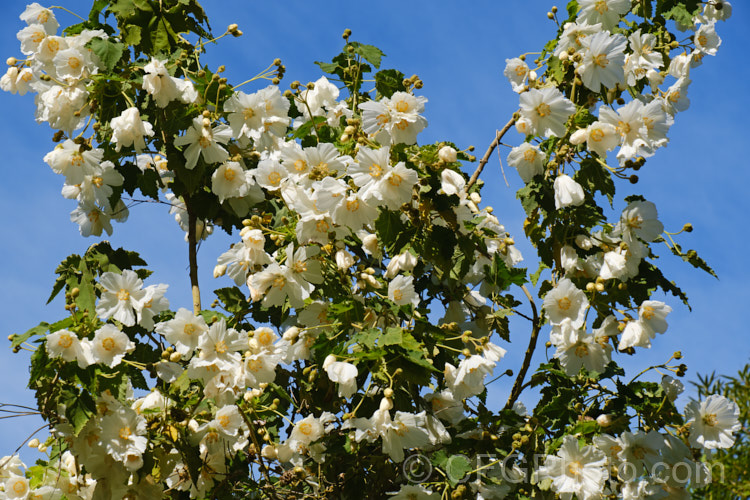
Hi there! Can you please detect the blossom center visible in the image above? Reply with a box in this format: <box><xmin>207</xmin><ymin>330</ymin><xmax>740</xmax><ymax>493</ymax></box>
<box><xmin>523</xmin><ymin>149</ymin><xmax>537</xmax><ymax>162</ymax></box>
<box><xmin>395</xmin><ymin>101</ymin><xmax>409</xmax><ymax>113</ymax></box>
<box><xmin>536</xmin><ymin>102</ymin><xmax>551</xmax><ymax>117</ymax></box>
<box><xmin>574</xmin><ymin>343</ymin><xmax>590</xmax><ymax>358</ymax></box>
<box><xmin>243</xmin><ymin>107</ymin><xmax>255</xmax><ymax>120</ymax></box>
<box><xmin>92</xmin><ymin>176</ymin><xmax>104</xmax><ymax>187</ymax></box>
<box><xmin>223</xmin><ymin>168</ymin><xmax>236</xmax><ymax>181</ymax></box>
<box><xmin>376</xmin><ymin>113</ymin><xmax>390</xmax><ymax>126</ymax></box>
<box><xmin>294</xmin><ymin>159</ymin><xmax>307</xmax><ymax>172</ymax></box>
<box><xmin>217</xmin><ymin>415</ymin><xmax>231</xmax><ymax>428</ymax></box>
<box><xmin>369</xmin><ymin>164</ymin><xmax>383</xmax><ymax>178</ymax></box>
<box><xmin>617</xmin><ymin>120</ymin><xmax>631</xmax><ymax>135</ymax></box>
<box><xmin>299</xmin><ymin>422</ymin><xmax>313</xmax><ymax>436</ymax></box>
<box><xmin>697</xmin><ymin>34</ymin><xmax>708</xmax><ymax>47</ymax></box>
<box><xmin>59</xmin><ymin>333</ymin><xmax>74</xmax><ymax>349</ymax></box>
<box><xmin>566</xmin><ymin>460</ymin><xmax>583</xmax><ymax>477</ymax></box>
<box><xmin>118</xmin><ymin>288</ymin><xmax>130</xmax><ymax>301</ymax></box>
<box><xmin>514</xmin><ymin>65</ymin><xmax>527</xmax><ymax>77</ymax></box>
<box><xmin>102</xmin><ymin>337</ymin><xmax>116</xmax><ymax>351</ymax></box>
<box><xmin>393</xmin><ymin>289</ymin><xmax>404</xmax><ymax>302</ymax></box>
<box><xmin>346</xmin><ymin>199</ymin><xmax>360</xmax><ymax>212</ymax></box>
<box><xmin>119</xmin><ymin>425</ymin><xmax>132</xmax><ymax>440</ymax></box>
<box><xmin>593</xmin><ymin>54</ymin><xmax>609</xmax><ymax>68</ymax></box>
<box><xmin>388</xmin><ymin>173</ymin><xmax>403</xmax><ymax>186</ymax></box>
<box><xmin>247</xmin><ymin>358</ymin><xmax>262</xmax><ymax>372</ymax></box>
<box><xmin>590</xmin><ymin>128</ymin><xmax>605</xmax><ymax>142</ymax></box>
<box><xmin>594</xmin><ymin>0</ymin><xmax>608</xmax><ymax>14</ymax></box>
<box><xmin>272</xmin><ymin>275</ymin><xmax>287</xmax><ymax>289</ymax></box>
<box><xmin>267</xmin><ymin>171</ymin><xmax>282</xmax><ymax>186</ymax></box>
<box><xmin>12</xmin><ymin>480</ymin><xmax>27</xmax><ymax>494</ymax></box>
<box><xmin>557</xmin><ymin>297</ymin><xmax>572</xmax><ymax>311</ymax></box>
<box><xmin>293</xmin><ymin>261</ymin><xmax>308</xmax><ymax>273</ymax></box>
<box><xmin>215</xmin><ymin>340</ymin><xmax>228</xmax><ymax>354</ymax></box>
<box><xmin>32</xmin><ymin>31</ymin><xmax>45</xmax><ymax>44</ymax></box>
<box><xmin>702</xmin><ymin>413</ymin><xmax>718</xmax><ymax>427</ymax></box>
<box><xmin>316</xmin><ymin>220</ymin><xmax>330</xmax><ymax>233</ymax></box>
<box><xmin>641</xmin><ymin>306</ymin><xmax>654</xmax><ymax>320</ymax></box>
<box><xmin>395</xmin><ymin>119</ymin><xmax>409</xmax><ymax>130</ymax></box>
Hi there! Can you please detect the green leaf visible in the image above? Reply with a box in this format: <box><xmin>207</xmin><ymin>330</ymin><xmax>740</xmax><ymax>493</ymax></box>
<box><xmin>444</xmin><ymin>454</ymin><xmax>472</xmax><ymax>486</ymax></box>
<box><xmin>315</xmin><ymin>61</ymin><xmax>340</xmax><ymax>74</ymax></box>
<box><xmin>121</xmin><ymin>24</ymin><xmax>142</xmax><ymax>45</ymax></box>
<box><xmin>150</xmin><ymin>17</ymin><xmax>172</xmax><ymax>55</ymax></box>
<box><xmin>381</xmin><ymin>327</ymin><xmax>403</xmax><ymax>346</ymax></box>
<box><xmin>12</xmin><ymin>322</ymin><xmax>50</xmax><ymax>349</ymax></box>
<box><xmin>215</xmin><ymin>287</ymin><xmax>249</xmax><ymax>315</ymax></box>
<box><xmin>530</xmin><ymin>262</ymin><xmax>550</xmax><ymax>286</ymax></box>
<box><xmin>349</xmin><ymin>42</ymin><xmax>385</xmax><ymax>69</ymax></box>
<box><xmin>374</xmin><ymin>69</ymin><xmax>406</xmax><ymax>98</ymax></box>
<box><xmin>484</xmin><ymin>253</ymin><xmax>527</xmax><ymax>291</ymax></box>
<box><xmin>88</xmin><ymin>37</ymin><xmax>125</xmax><ymax>72</ymax></box>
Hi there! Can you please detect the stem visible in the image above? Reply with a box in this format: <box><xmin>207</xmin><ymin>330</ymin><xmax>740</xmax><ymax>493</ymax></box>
<box><xmin>505</xmin><ymin>284</ymin><xmax>540</xmax><ymax>410</ymax></box>
<box><xmin>466</xmin><ymin>115</ymin><xmax>517</xmax><ymax>190</ymax></box>
<box><xmin>184</xmin><ymin>195</ymin><xmax>202</xmax><ymax>314</ymax></box>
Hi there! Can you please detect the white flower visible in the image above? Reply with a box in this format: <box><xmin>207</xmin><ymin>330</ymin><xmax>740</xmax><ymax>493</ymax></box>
<box><xmin>3</xmin><ymin>474</ymin><xmax>30</xmax><ymax>500</ymax></box>
<box><xmin>389</xmin><ymin>484</ymin><xmax>439</xmax><ymax>499</ymax></box>
<box><xmin>96</xmin><ymin>270</ymin><xmax>146</xmax><ymax>326</ymax></box>
<box><xmin>424</xmin><ymin>390</ymin><xmax>464</xmax><ymax>425</ymax></box>
<box><xmin>142</xmin><ymin>58</ymin><xmax>197</xmax><ymax>107</ymax></box>
<box><xmin>87</xmin><ymin>324</ymin><xmax>135</xmax><ymax>368</ymax></box>
<box><xmin>551</xmin><ymin>319</ymin><xmax>611</xmax><ymax>376</ymax></box>
<box><xmin>518</xmin><ymin>87</ymin><xmax>576</xmax><ymax>137</ymax></box>
<box><xmin>388</xmin><ymin>274</ymin><xmax>420</xmax><ymax>307</ymax></box>
<box><xmin>638</xmin><ymin>300</ymin><xmax>672</xmax><ymax>335</ymax></box>
<box><xmin>174</xmin><ymin>116</ymin><xmax>232</xmax><ymax>169</ymax></box>
<box><xmin>570</xmin><ymin>121</ymin><xmax>619</xmax><ymax>158</ymax></box>
<box><xmin>506</xmin><ymin>142</ymin><xmax>545</xmax><ymax>182</ymax></box>
<box><xmin>578</xmin><ymin>0</ymin><xmax>632</xmax><ymax>30</ymax></box>
<box><xmin>446</xmin><ymin>356</ymin><xmax>495</xmax><ymax>400</ymax></box>
<box><xmin>614</xmin><ymin>200</ymin><xmax>663</xmax><ymax>242</ymax></box>
<box><xmin>253</xmin><ymin>158</ymin><xmax>288</xmax><ymax>191</ymax></box>
<box><xmin>554</xmin><ymin>174</ymin><xmax>585</xmax><ymax>209</ymax></box>
<box><xmin>46</xmin><ymin>329</ymin><xmax>88</xmax><ymax>367</ymax></box>
<box><xmin>0</xmin><ymin>67</ymin><xmax>36</xmax><ymax>95</ymax></box>
<box><xmin>554</xmin><ymin>21</ymin><xmax>601</xmax><ymax>56</ymax></box>
<box><xmin>542</xmin><ymin>277</ymin><xmax>589</xmax><ymax>328</ymax></box>
<box><xmin>577</xmin><ymin>31</ymin><xmax>627</xmax><ymax>91</ymax></box>
<box><xmin>44</xmin><ymin>139</ymin><xmax>103</xmax><ymax>185</ymax></box>
<box><xmin>438</xmin><ymin>145</ymin><xmax>457</xmax><ymax>163</ymax></box>
<box><xmin>359</xmin><ymin>91</ymin><xmax>428</xmax><ymax>145</ymax></box>
<box><xmin>110</xmin><ymin>107</ymin><xmax>154</xmax><ymax>152</ymax></box>
<box><xmin>663</xmin><ymin>76</ymin><xmax>691</xmax><ymax>115</ymax></box>
<box><xmin>618</xmin><ymin>430</ymin><xmax>664</xmax><ymax>476</ymax></box>
<box><xmin>101</xmin><ymin>406</ymin><xmax>148</xmax><ymax>464</ymax></box>
<box><xmin>20</xmin><ymin>3</ymin><xmax>58</xmax><ymax>34</ymax></box>
<box><xmin>599</xmin><ymin>100</ymin><xmax>648</xmax><ymax>163</ymax></box>
<box><xmin>537</xmin><ymin>435</ymin><xmax>608</xmax><ymax>500</ymax></box>
<box><xmin>503</xmin><ymin>57</ymin><xmax>529</xmax><ymax>92</ymax></box>
<box><xmin>137</xmin><ymin>283</ymin><xmax>170</xmax><ymax>330</ymax></box>
<box><xmin>35</xmin><ymin>83</ymin><xmax>89</xmax><ymax>133</ymax></box>
<box><xmin>694</xmin><ymin>23</ymin><xmax>721</xmax><ymax>56</ymax></box>
<box><xmin>70</xmin><ymin>202</ymin><xmax>114</xmax><ymax>237</ymax></box>
<box><xmin>385</xmin><ymin>251</ymin><xmax>418</xmax><ymax>279</ymax></box>
<box><xmin>661</xmin><ymin>375</ymin><xmax>684</xmax><ymax>402</ymax></box>
<box><xmin>685</xmin><ymin>395</ymin><xmax>740</xmax><ymax>449</ymax></box>
<box><xmin>697</xmin><ymin>1</ymin><xmax>732</xmax><ymax>23</ymax></box>
<box><xmin>624</xmin><ymin>30</ymin><xmax>664</xmax><ymax>86</ymax></box>
<box><xmin>323</xmin><ymin>355</ymin><xmax>358</xmax><ymax>399</ymax></box>
<box><xmin>212</xmin><ymin>161</ymin><xmax>251</xmax><ymax>202</ymax></box>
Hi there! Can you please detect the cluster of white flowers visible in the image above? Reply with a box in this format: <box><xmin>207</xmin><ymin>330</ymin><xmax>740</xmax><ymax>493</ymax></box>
<box><xmin>538</xmin><ymin>393</ymin><xmax>739</xmax><ymax>500</ymax></box>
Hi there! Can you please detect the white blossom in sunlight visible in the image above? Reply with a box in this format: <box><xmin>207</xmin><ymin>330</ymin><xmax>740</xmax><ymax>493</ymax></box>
<box><xmin>578</xmin><ymin>0</ymin><xmax>631</xmax><ymax>30</ymax></box>
<box><xmin>519</xmin><ymin>87</ymin><xmax>575</xmax><ymax>137</ymax></box>
<box><xmin>577</xmin><ymin>31</ymin><xmax>627</xmax><ymax>90</ymax></box>
<box><xmin>506</xmin><ymin>142</ymin><xmax>545</xmax><ymax>182</ymax></box>
<box><xmin>110</xmin><ymin>107</ymin><xmax>154</xmax><ymax>152</ymax></box>
<box><xmin>685</xmin><ymin>395</ymin><xmax>740</xmax><ymax>450</ymax></box>
<box><xmin>174</xmin><ymin>116</ymin><xmax>232</xmax><ymax>169</ymax></box>
<box><xmin>96</xmin><ymin>270</ymin><xmax>146</xmax><ymax>326</ymax></box>
<box><xmin>503</xmin><ymin>57</ymin><xmax>529</xmax><ymax>92</ymax></box>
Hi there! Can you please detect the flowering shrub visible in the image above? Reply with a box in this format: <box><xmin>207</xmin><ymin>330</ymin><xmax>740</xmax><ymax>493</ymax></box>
<box><xmin>0</xmin><ymin>0</ymin><xmax>739</xmax><ymax>498</ymax></box>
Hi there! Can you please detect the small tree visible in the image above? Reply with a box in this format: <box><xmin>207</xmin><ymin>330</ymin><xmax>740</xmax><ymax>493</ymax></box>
<box><xmin>0</xmin><ymin>0</ymin><xmax>740</xmax><ymax>498</ymax></box>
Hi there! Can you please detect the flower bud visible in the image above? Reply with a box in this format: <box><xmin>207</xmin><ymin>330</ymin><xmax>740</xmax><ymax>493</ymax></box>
<box><xmin>383</xmin><ymin>388</ymin><xmax>394</xmax><ymax>399</ymax></box>
<box><xmin>596</xmin><ymin>414</ymin><xmax>614</xmax><ymax>427</ymax></box>
<box><xmin>6</xmin><ymin>57</ymin><xmax>17</xmax><ymax>66</ymax></box>
<box><xmin>27</xmin><ymin>438</ymin><xmax>40</xmax><ymax>448</ymax></box>
<box><xmin>213</xmin><ymin>264</ymin><xmax>227</xmax><ymax>278</ymax></box>
<box><xmin>438</xmin><ymin>145</ymin><xmax>458</xmax><ymax>163</ymax></box>
<box><xmin>261</xmin><ymin>444</ymin><xmax>277</xmax><ymax>460</ymax></box>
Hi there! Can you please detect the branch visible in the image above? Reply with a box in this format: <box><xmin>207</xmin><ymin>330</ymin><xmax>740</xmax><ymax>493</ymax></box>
<box><xmin>465</xmin><ymin>114</ymin><xmax>517</xmax><ymax>190</ymax></box>
<box><xmin>184</xmin><ymin>195</ymin><xmax>202</xmax><ymax>315</ymax></box>
<box><xmin>505</xmin><ymin>284</ymin><xmax>540</xmax><ymax>410</ymax></box>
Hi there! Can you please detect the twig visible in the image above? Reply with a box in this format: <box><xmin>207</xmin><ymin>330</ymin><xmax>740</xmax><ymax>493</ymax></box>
<box><xmin>505</xmin><ymin>284</ymin><xmax>540</xmax><ymax>410</ymax></box>
<box><xmin>184</xmin><ymin>194</ymin><xmax>202</xmax><ymax>314</ymax></box>
<box><xmin>465</xmin><ymin>114</ymin><xmax>517</xmax><ymax>190</ymax></box>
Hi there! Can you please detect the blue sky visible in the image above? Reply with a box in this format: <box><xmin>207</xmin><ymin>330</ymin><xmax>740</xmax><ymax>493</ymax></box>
<box><xmin>0</xmin><ymin>0</ymin><xmax>748</xmax><ymax>461</ymax></box>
